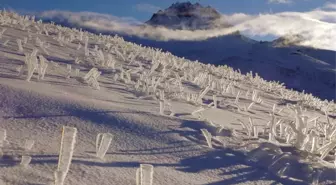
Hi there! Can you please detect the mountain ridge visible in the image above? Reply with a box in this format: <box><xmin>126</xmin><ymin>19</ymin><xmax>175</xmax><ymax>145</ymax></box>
<box><xmin>145</xmin><ymin>1</ymin><xmax>231</xmax><ymax>30</ymax></box>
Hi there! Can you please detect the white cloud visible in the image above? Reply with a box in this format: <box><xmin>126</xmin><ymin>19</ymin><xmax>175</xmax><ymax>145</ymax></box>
<box><xmin>322</xmin><ymin>2</ymin><xmax>336</xmax><ymax>10</ymax></box>
<box><xmin>268</xmin><ymin>0</ymin><xmax>292</xmax><ymax>4</ymax></box>
<box><xmin>134</xmin><ymin>3</ymin><xmax>161</xmax><ymax>13</ymax></box>
<box><xmin>36</xmin><ymin>9</ymin><xmax>336</xmax><ymax>51</ymax></box>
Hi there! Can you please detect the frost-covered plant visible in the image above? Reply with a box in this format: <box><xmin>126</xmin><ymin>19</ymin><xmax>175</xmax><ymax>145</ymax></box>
<box><xmin>84</xmin><ymin>36</ymin><xmax>89</xmax><ymax>56</ymax></box>
<box><xmin>0</xmin><ymin>129</ymin><xmax>7</xmax><ymax>147</ymax></box>
<box><xmin>235</xmin><ymin>91</ymin><xmax>241</xmax><ymax>104</ymax></box>
<box><xmin>96</xmin><ymin>133</ymin><xmax>113</xmax><ymax>159</ymax></box>
<box><xmin>24</xmin><ymin>139</ymin><xmax>34</xmax><ymax>151</ymax></box>
<box><xmin>24</xmin><ymin>51</ymin><xmax>39</xmax><ymax>82</ymax></box>
<box><xmin>0</xmin><ymin>28</ymin><xmax>6</xmax><ymax>38</ymax></box>
<box><xmin>56</xmin><ymin>126</ymin><xmax>77</xmax><ymax>185</ymax></box>
<box><xmin>136</xmin><ymin>164</ymin><xmax>154</xmax><ymax>185</ymax></box>
<box><xmin>75</xmin><ymin>69</ymin><xmax>80</xmax><ymax>77</ymax></box>
<box><xmin>197</xmin><ymin>85</ymin><xmax>211</xmax><ymax>104</ymax></box>
<box><xmin>2</xmin><ymin>39</ymin><xmax>9</xmax><ymax>46</ymax></box>
<box><xmin>23</xmin><ymin>37</ymin><xmax>28</xmax><ymax>45</ymax></box>
<box><xmin>54</xmin><ymin>171</ymin><xmax>66</xmax><ymax>185</ymax></box>
<box><xmin>238</xmin><ymin>119</ymin><xmax>253</xmax><ymax>138</ymax></box>
<box><xmin>247</xmin><ymin>102</ymin><xmax>255</xmax><ymax>111</ymax></box>
<box><xmin>83</xmin><ymin>68</ymin><xmax>101</xmax><ymax>90</ymax></box>
<box><xmin>37</xmin><ymin>55</ymin><xmax>48</xmax><ymax>80</ymax></box>
<box><xmin>213</xmin><ymin>95</ymin><xmax>217</xmax><ymax>108</ymax></box>
<box><xmin>201</xmin><ymin>129</ymin><xmax>212</xmax><ymax>148</ymax></box>
<box><xmin>76</xmin><ymin>43</ymin><xmax>82</xmax><ymax>50</ymax></box>
<box><xmin>66</xmin><ymin>64</ymin><xmax>71</xmax><ymax>79</ymax></box>
<box><xmin>74</xmin><ymin>57</ymin><xmax>81</xmax><ymax>64</ymax></box>
<box><xmin>20</xmin><ymin>155</ymin><xmax>32</xmax><ymax>168</ymax></box>
<box><xmin>105</xmin><ymin>54</ymin><xmax>116</xmax><ymax>69</ymax></box>
<box><xmin>16</xmin><ymin>39</ymin><xmax>24</xmax><ymax>52</ymax></box>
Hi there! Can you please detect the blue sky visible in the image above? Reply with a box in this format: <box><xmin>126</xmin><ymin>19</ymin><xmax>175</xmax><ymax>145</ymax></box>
<box><xmin>0</xmin><ymin>0</ymin><xmax>332</xmax><ymax>22</ymax></box>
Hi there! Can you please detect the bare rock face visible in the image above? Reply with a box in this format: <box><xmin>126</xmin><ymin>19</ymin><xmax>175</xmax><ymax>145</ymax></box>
<box><xmin>146</xmin><ymin>2</ymin><xmax>231</xmax><ymax>30</ymax></box>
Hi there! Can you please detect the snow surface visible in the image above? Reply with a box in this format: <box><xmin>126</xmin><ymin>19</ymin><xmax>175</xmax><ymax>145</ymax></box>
<box><xmin>0</xmin><ymin>12</ymin><xmax>335</xmax><ymax>185</ymax></box>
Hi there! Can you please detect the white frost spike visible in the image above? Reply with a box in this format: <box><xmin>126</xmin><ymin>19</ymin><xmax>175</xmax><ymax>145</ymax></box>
<box><xmin>0</xmin><ymin>129</ymin><xmax>7</xmax><ymax>143</ymax></box>
<box><xmin>272</xmin><ymin>104</ymin><xmax>276</xmax><ymax>114</ymax></box>
<box><xmin>137</xmin><ymin>164</ymin><xmax>154</xmax><ymax>185</ymax></box>
<box><xmin>96</xmin><ymin>133</ymin><xmax>113</xmax><ymax>159</ymax></box>
<box><xmin>20</xmin><ymin>156</ymin><xmax>32</xmax><ymax>168</ymax></box>
<box><xmin>213</xmin><ymin>95</ymin><xmax>217</xmax><ymax>108</ymax></box>
<box><xmin>136</xmin><ymin>168</ymin><xmax>141</xmax><ymax>185</ymax></box>
<box><xmin>197</xmin><ymin>85</ymin><xmax>211</xmax><ymax>104</ymax></box>
<box><xmin>235</xmin><ymin>91</ymin><xmax>241</xmax><ymax>104</ymax></box>
<box><xmin>3</xmin><ymin>40</ymin><xmax>9</xmax><ymax>46</ymax></box>
<box><xmin>17</xmin><ymin>39</ymin><xmax>23</xmax><ymax>52</ymax></box>
<box><xmin>54</xmin><ymin>170</ymin><xmax>66</xmax><ymax>185</ymax></box>
<box><xmin>191</xmin><ymin>107</ymin><xmax>206</xmax><ymax>116</ymax></box>
<box><xmin>253</xmin><ymin>126</ymin><xmax>258</xmax><ymax>138</ymax></box>
<box><xmin>66</xmin><ymin>64</ymin><xmax>71</xmax><ymax>79</ymax></box>
<box><xmin>159</xmin><ymin>100</ymin><xmax>164</xmax><ymax>115</ymax></box>
<box><xmin>201</xmin><ymin>129</ymin><xmax>212</xmax><ymax>148</ymax></box>
<box><xmin>75</xmin><ymin>69</ymin><xmax>80</xmax><ymax>77</ymax></box>
<box><xmin>247</xmin><ymin>102</ymin><xmax>255</xmax><ymax>111</ymax></box>
<box><xmin>238</xmin><ymin>120</ymin><xmax>252</xmax><ymax>137</ymax></box>
<box><xmin>25</xmin><ymin>52</ymin><xmax>38</xmax><ymax>82</ymax></box>
<box><xmin>57</xmin><ymin>126</ymin><xmax>77</xmax><ymax>183</ymax></box>
<box><xmin>38</xmin><ymin>55</ymin><xmax>48</xmax><ymax>80</ymax></box>
<box><xmin>76</xmin><ymin>43</ymin><xmax>82</xmax><ymax>50</ymax></box>
<box><xmin>24</xmin><ymin>139</ymin><xmax>35</xmax><ymax>151</ymax></box>
<box><xmin>96</xmin><ymin>133</ymin><xmax>103</xmax><ymax>155</ymax></box>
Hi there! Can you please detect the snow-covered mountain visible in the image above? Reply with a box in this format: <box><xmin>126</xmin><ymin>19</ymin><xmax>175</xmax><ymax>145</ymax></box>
<box><xmin>145</xmin><ymin>2</ymin><xmax>230</xmax><ymax>30</ymax></box>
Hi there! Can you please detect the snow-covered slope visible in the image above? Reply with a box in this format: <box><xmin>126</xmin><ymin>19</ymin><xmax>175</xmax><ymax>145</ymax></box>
<box><xmin>39</xmin><ymin>2</ymin><xmax>336</xmax><ymax>101</ymax></box>
<box><xmin>124</xmin><ymin>33</ymin><xmax>336</xmax><ymax>101</ymax></box>
<box><xmin>1</xmin><ymin>10</ymin><xmax>336</xmax><ymax>185</ymax></box>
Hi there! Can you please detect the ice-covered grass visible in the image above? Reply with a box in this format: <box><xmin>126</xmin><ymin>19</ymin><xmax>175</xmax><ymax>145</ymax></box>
<box><xmin>0</xmin><ymin>10</ymin><xmax>335</xmax><ymax>184</ymax></box>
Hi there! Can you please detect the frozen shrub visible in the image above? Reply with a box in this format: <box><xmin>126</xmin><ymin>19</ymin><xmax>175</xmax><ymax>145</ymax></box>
<box><xmin>38</xmin><ymin>55</ymin><xmax>48</xmax><ymax>80</ymax></box>
<box><xmin>96</xmin><ymin>133</ymin><xmax>113</xmax><ymax>159</ymax></box>
<box><xmin>136</xmin><ymin>164</ymin><xmax>154</xmax><ymax>185</ymax></box>
<box><xmin>83</xmin><ymin>68</ymin><xmax>101</xmax><ymax>90</ymax></box>
<box><xmin>20</xmin><ymin>155</ymin><xmax>32</xmax><ymax>168</ymax></box>
<box><xmin>25</xmin><ymin>53</ymin><xmax>38</xmax><ymax>82</ymax></box>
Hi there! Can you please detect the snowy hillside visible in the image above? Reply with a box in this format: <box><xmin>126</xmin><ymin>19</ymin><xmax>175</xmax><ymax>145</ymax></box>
<box><xmin>123</xmin><ymin>33</ymin><xmax>336</xmax><ymax>101</ymax></box>
<box><xmin>37</xmin><ymin>2</ymin><xmax>336</xmax><ymax>101</ymax></box>
<box><xmin>1</xmin><ymin>10</ymin><xmax>336</xmax><ymax>185</ymax></box>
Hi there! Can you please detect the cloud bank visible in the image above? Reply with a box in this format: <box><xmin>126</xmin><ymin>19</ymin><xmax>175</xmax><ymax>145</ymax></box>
<box><xmin>36</xmin><ymin>6</ymin><xmax>336</xmax><ymax>51</ymax></box>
